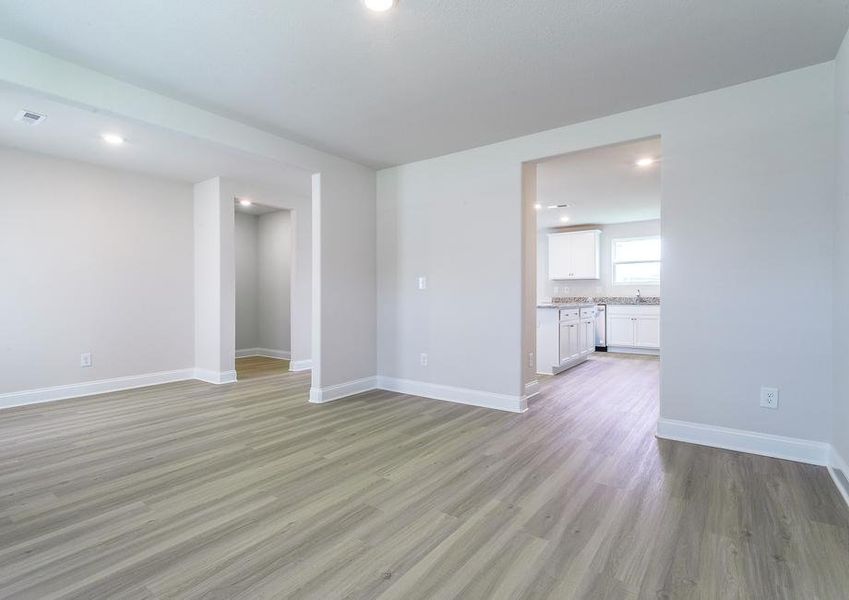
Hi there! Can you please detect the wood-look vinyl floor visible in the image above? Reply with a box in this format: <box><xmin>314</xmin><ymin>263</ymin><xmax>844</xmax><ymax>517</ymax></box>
<box><xmin>235</xmin><ymin>357</ymin><xmax>291</xmax><ymax>381</ymax></box>
<box><xmin>1</xmin><ymin>354</ymin><xmax>847</xmax><ymax>599</ymax></box>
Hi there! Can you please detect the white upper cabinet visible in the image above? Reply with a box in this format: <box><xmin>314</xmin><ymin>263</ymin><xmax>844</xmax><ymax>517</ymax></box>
<box><xmin>548</xmin><ymin>230</ymin><xmax>600</xmax><ymax>280</ymax></box>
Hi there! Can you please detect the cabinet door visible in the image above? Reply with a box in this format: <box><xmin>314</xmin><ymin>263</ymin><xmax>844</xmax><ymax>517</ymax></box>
<box><xmin>559</xmin><ymin>321</ymin><xmax>572</xmax><ymax>364</ymax></box>
<box><xmin>548</xmin><ymin>234</ymin><xmax>572</xmax><ymax>280</ymax></box>
<box><xmin>634</xmin><ymin>316</ymin><xmax>660</xmax><ymax>349</ymax></box>
<box><xmin>569</xmin><ymin>231</ymin><xmax>599</xmax><ymax>279</ymax></box>
<box><xmin>582</xmin><ymin>319</ymin><xmax>595</xmax><ymax>354</ymax></box>
<box><xmin>608</xmin><ymin>315</ymin><xmax>635</xmax><ymax>347</ymax></box>
<box><xmin>568</xmin><ymin>323</ymin><xmax>581</xmax><ymax>360</ymax></box>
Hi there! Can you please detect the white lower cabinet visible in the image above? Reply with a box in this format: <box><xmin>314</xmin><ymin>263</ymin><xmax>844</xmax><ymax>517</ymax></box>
<box><xmin>606</xmin><ymin>305</ymin><xmax>660</xmax><ymax>353</ymax></box>
<box><xmin>559</xmin><ymin>320</ymin><xmax>579</xmax><ymax>364</ymax></box>
<box><xmin>608</xmin><ymin>315</ymin><xmax>635</xmax><ymax>347</ymax></box>
<box><xmin>537</xmin><ymin>305</ymin><xmax>596</xmax><ymax>375</ymax></box>
<box><xmin>581</xmin><ymin>318</ymin><xmax>595</xmax><ymax>354</ymax></box>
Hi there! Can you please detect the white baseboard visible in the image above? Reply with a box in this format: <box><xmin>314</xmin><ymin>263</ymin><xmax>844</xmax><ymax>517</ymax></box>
<box><xmin>310</xmin><ymin>376</ymin><xmax>377</xmax><ymax>404</ymax></box>
<box><xmin>656</xmin><ymin>418</ymin><xmax>830</xmax><ymax>466</ymax></box>
<box><xmin>524</xmin><ymin>380</ymin><xmax>541</xmax><ymax>402</ymax></box>
<box><xmin>607</xmin><ymin>346</ymin><xmax>660</xmax><ymax>356</ymax></box>
<box><xmin>377</xmin><ymin>376</ymin><xmax>528</xmax><ymax>413</ymax></box>
<box><xmin>828</xmin><ymin>446</ymin><xmax>849</xmax><ymax>509</ymax></box>
<box><xmin>193</xmin><ymin>369</ymin><xmax>238</xmax><ymax>385</ymax></box>
<box><xmin>307</xmin><ymin>375</ymin><xmax>529</xmax><ymax>413</ymax></box>
<box><xmin>235</xmin><ymin>348</ymin><xmax>291</xmax><ymax>360</ymax></box>
<box><xmin>0</xmin><ymin>369</ymin><xmax>196</xmax><ymax>410</ymax></box>
<box><xmin>289</xmin><ymin>359</ymin><xmax>312</xmax><ymax>372</ymax></box>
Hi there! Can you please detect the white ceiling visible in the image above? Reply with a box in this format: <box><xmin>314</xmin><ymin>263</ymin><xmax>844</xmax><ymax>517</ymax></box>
<box><xmin>0</xmin><ymin>1</ymin><xmax>846</xmax><ymax>168</ymax></box>
<box><xmin>535</xmin><ymin>137</ymin><xmax>661</xmax><ymax>229</ymax></box>
<box><xmin>0</xmin><ymin>84</ymin><xmax>312</xmax><ymax>198</ymax></box>
<box><xmin>234</xmin><ymin>201</ymin><xmax>286</xmax><ymax>216</ymax></box>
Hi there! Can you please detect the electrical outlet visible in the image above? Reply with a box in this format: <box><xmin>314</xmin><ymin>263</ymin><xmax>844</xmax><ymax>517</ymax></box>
<box><xmin>80</xmin><ymin>352</ymin><xmax>92</xmax><ymax>368</ymax></box>
<box><xmin>760</xmin><ymin>386</ymin><xmax>779</xmax><ymax>409</ymax></box>
<box><xmin>420</xmin><ymin>353</ymin><xmax>428</xmax><ymax>367</ymax></box>
<box><xmin>528</xmin><ymin>352</ymin><xmax>534</xmax><ymax>368</ymax></box>
<box><xmin>417</xmin><ymin>276</ymin><xmax>427</xmax><ymax>290</ymax></box>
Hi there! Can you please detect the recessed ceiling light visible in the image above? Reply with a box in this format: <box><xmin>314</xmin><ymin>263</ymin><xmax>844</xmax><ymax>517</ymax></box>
<box><xmin>101</xmin><ymin>133</ymin><xmax>124</xmax><ymax>145</ymax></box>
<box><xmin>560</xmin><ymin>216</ymin><xmax>570</xmax><ymax>223</ymax></box>
<box><xmin>533</xmin><ymin>203</ymin><xmax>542</xmax><ymax>210</ymax></box>
<box><xmin>239</xmin><ymin>199</ymin><xmax>253</xmax><ymax>207</ymax></box>
<box><xmin>635</xmin><ymin>157</ymin><xmax>656</xmax><ymax>167</ymax></box>
<box><xmin>364</xmin><ymin>0</ymin><xmax>395</xmax><ymax>11</ymax></box>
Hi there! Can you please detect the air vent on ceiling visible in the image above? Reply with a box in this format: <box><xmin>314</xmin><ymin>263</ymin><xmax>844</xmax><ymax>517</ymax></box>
<box><xmin>14</xmin><ymin>110</ymin><xmax>46</xmax><ymax>126</ymax></box>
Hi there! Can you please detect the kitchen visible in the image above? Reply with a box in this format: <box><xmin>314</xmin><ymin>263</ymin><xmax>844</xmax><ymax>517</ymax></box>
<box><xmin>534</xmin><ymin>137</ymin><xmax>661</xmax><ymax>377</ymax></box>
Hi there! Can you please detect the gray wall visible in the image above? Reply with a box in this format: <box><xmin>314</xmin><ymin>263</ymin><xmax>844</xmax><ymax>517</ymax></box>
<box><xmin>834</xmin><ymin>32</ymin><xmax>849</xmax><ymax>466</ymax></box>
<box><xmin>235</xmin><ymin>212</ymin><xmax>259</xmax><ymax>349</ymax></box>
<box><xmin>537</xmin><ymin>219</ymin><xmax>661</xmax><ymax>302</ymax></box>
<box><xmin>258</xmin><ymin>210</ymin><xmax>292</xmax><ymax>352</ymax></box>
<box><xmin>0</xmin><ymin>146</ymin><xmax>194</xmax><ymax>393</ymax></box>
<box><xmin>377</xmin><ymin>63</ymin><xmax>835</xmax><ymax>444</ymax></box>
<box><xmin>234</xmin><ymin>210</ymin><xmax>292</xmax><ymax>353</ymax></box>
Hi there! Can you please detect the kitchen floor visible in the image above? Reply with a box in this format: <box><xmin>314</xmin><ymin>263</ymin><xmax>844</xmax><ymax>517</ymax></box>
<box><xmin>0</xmin><ymin>354</ymin><xmax>847</xmax><ymax>598</ymax></box>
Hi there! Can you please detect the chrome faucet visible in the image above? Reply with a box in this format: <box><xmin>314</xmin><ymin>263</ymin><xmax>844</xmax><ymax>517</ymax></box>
<box><xmin>636</xmin><ymin>289</ymin><xmax>642</xmax><ymax>303</ymax></box>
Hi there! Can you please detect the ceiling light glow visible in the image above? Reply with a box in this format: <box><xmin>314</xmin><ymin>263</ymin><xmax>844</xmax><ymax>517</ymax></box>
<box><xmin>560</xmin><ymin>216</ymin><xmax>570</xmax><ymax>223</ymax></box>
<box><xmin>364</xmin><ymin>0</ymin><xmax>395</xmax><ymax>11</ymax></box>
<box><xmin>635</xmin><ymin>157</ymin><xmax>656</xmax><ymax>167</ymax></box>
<box><xmin>239</xmin><ymin>199</ymin><xmax>253</xmax><ymax>207</ymax></box>
<box><xmin>533</xmin><ymin>203</ymin><xmax>542</xmax><ymax>210</ymax></box>
<box><xmin>101</xmin><ymin>133</ymin><xmax>125</xmax><ymax>145</ymax></box>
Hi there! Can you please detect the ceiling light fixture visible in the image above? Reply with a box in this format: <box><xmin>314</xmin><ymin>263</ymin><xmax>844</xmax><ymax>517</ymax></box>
<box><xmin>239</xmin><ymin>199</ymin><xmax>253</xmax><ymax>207</ymax></box>
<box><xmin>635</xmin><ymin>157</ymin><xmax>656</xmax><ymax>167</ymax></box>
<box><xmin>560</xmin><ymin>216</ymin><xmax>570</xmax><ymax>223</ymax></box>
<box><xmin>533</xmin><ymin>203</ymin><xmax>542</xmax><ymax>210</ymax></box>
<box><xmin>364</xmin><ymin>0</ymin><xmax>396</xmax><ymax>11</ymax></box>
<box><xmin>101</xmin><ymin>133</ymin><xmax>125</xmax><ymax>146</ymax></box>
<box><xmin>15</xmin><ymin>110</ymin><xmax>46</xmax><ymax>126</ymax></box>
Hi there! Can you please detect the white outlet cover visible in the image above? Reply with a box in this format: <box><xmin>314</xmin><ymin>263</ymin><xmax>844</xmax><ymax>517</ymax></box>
<box><xmin>760</xmin><ymin>386</ymin><xmax>779</xmax><ymax>409</ymax></box>
<box><xmin>420</xmin><ymin>353</ymin><xmax>428</xmax><ymax>366</ymax></box>
<box><xmin>417</xmin><ymin>276</ymin><xmax>427</xmax><ymax>290</ymax></box>
<box><xmin>80</xmin><ymin>352</ymin><xmax>92</xmax><ymax>368</ymax></box>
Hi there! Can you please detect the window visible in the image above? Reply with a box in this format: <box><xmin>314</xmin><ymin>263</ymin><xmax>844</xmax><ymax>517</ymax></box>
<box><xmin>612</xmin><ymin>236</ymin><xmax>661</xmax><ymax>285</ymax></box>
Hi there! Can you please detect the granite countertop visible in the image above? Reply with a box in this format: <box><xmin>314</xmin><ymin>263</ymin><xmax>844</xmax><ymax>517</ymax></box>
<box><xmin>536</xmin><ymin>302</ymin><xmax>596</xmax><ymax>309</ymax></box>
<box><xmin>549</xmin><ymin>296</ymin><xmax>660</xmax><ymax>306</ymax></box>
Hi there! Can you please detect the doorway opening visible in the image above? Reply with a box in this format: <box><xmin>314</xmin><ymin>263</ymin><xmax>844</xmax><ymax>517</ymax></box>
<box><xmin>523</xmin><ymin>136</ymin><xmax>662</xmax><ymax>404</ymax></box>
<box><xmin>234</xmin><ymin>199</ymin><xmax>293</xmax><ymax>380</ymax></box>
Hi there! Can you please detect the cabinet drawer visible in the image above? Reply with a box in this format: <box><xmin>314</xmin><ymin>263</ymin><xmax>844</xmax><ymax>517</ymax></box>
<box><xmin>580</xmin><ymin>307</ymin><xmax>596</xmax><ymax>319</ymax></box>
<box><xmin>559</xmin><ymin>309</ymin><xmax>579</xmax><ymax>321</ymax></box>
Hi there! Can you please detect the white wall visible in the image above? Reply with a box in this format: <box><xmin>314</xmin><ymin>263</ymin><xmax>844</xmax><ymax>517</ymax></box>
<box><xmin>257</xmin><ymin>210</ymin><xmax>292</xmax><ymax>353</ymax></box>
<box><xmin>0</xmin><ymin>146</ymin><xmax>194</xmax><ymax>394</ymax></box>
<box><xmin>378</xmin><ymin>63</ymin><xmax>835</xmax><ymax>443</ymax></box>
<box><xmin>235</xmin><ymin>210</ymin><xmax>293</xmax><ymax>354</ymax></box>
<box><xmin>193</xmin><ymin>177</ymin><xmax>235</xmax><ymax>379</ymax></box>
<box><xmin>834</xmin><ymin>31</ymin><xmax>849</xmax><ymax>466</ymax></box>
<box><xmin>537</xmin><ymin>219</ymin><xmax>661</xmax><ymax>302</ymax></box>
<box><xmin>0</xmin><ymin>39</ymin><xmax>377</xmax><ymax>395</ymax></box>
<box><xmin>235</xmin><ymin>212</ymin><xmax>259</xmax><ymax>350</ymax></box>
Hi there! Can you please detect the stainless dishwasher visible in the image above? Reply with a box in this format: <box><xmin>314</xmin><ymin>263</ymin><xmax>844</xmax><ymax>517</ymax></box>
<box><xmin>594</xmin><ymin>304</ymin><xmax>607</xmax><ymax>351</ymax></box>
